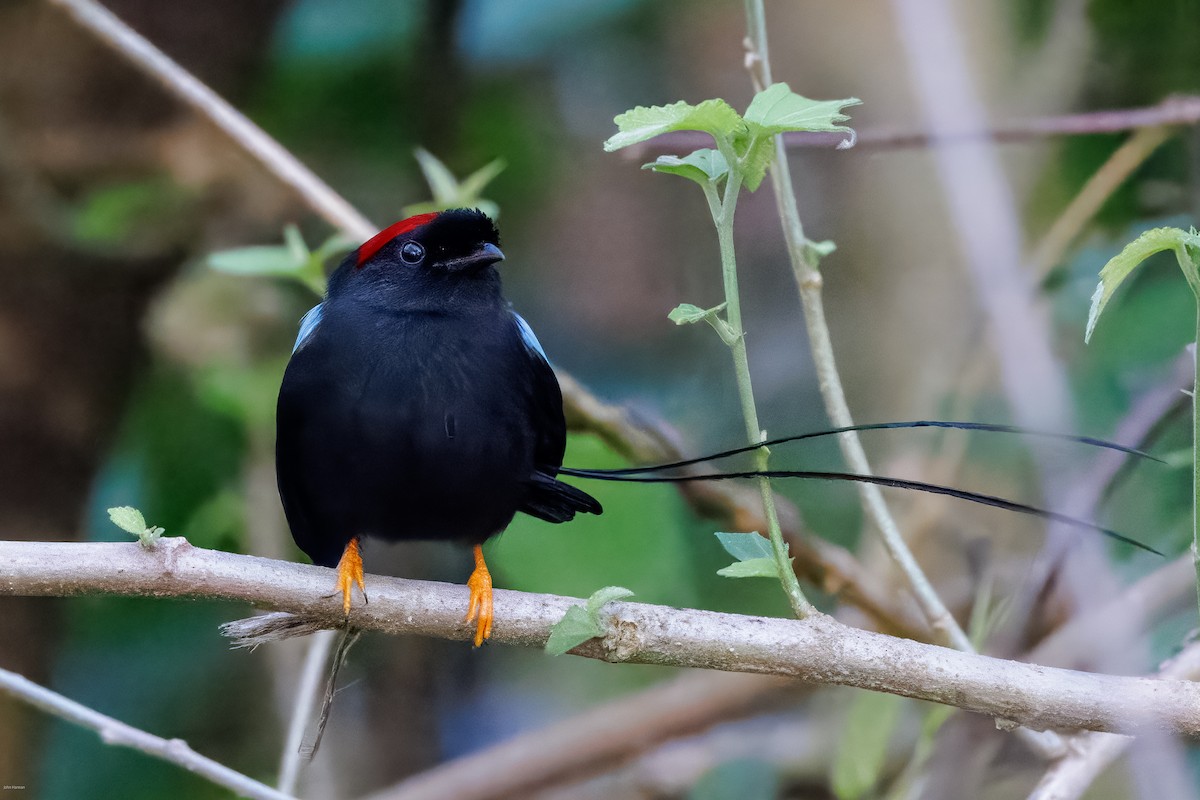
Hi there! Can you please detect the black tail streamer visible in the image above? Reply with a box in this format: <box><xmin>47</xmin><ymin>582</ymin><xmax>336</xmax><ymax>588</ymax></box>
<box><xmin>557</xmin><ymin>466</ymin><xmax>1161</xmax><ymax>556</ymax></box>
<box><xmin>574</xmin><ymin>420</ymin><xmax>1160</xmax><ymax>477</ymax></box>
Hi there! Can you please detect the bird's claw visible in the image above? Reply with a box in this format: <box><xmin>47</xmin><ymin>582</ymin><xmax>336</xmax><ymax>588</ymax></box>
<box><xmin>335</xmin><ymin>537</ymin><xmax>367</xmax><ymax>619</ymax></box>
<box><xmin>464</xmin><ymin>545</ymin><xmax>493</xmax><ymax>647</ymax></box>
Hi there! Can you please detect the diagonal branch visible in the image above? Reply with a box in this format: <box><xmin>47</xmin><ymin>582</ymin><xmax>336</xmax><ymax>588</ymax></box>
<box><xmin>0</xmin><ymin>663</ymin><xmax>295</xmax><ymax>800</ymax></box>
<box><xmin>5</xmin><ymin>538</ymin><xmax>1200</xmax><ymax>737</ymax></box>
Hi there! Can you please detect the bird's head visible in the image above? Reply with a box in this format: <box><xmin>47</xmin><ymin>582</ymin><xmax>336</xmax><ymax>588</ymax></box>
<box><xmin>327</xmin><ymin>208</ymin><xmax>505</xmax><ymax>311</ymax></box>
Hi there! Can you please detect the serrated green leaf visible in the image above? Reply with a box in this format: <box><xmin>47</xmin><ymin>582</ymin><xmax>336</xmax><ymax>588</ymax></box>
<box><xmin>208</xmin><ymin>246</ymin><xmax>304</xmax><ymax>277</ymax></box>
<box><xmin>414</xmin><ymin>148</ymin><xmax>461</xmax><ymax>203</ymax></box>
<box><xmin>831</xmin><ymin>691</ymin><xmax>905</xmax><ymax>800</ymax></box>
<box><xmin>1085</xmin><ymin>227</ymin><xmax>1200</xmax><ymax>342</ymax></box>
<box><xmin>586</xmin><ymin>585</ymin><xmax>635</xmax><ymax>616</ymax></box>
<box><xmin>645</xmin><ymin>149</ymin><xmax>730</xmax><ymax>185</ymax></box>
<box><xmin>108</xmin><ymin>506</ymin><xmax>147</xmax><ymax>535</ymax></box>
<box><xmin>605</xmin><ymin>99</ymin><xmax>744</xmax><ymax>152</ymax></box>
<box><xmin>545</xmin><ymin>604</ymin><xmax>602</xmax><ymax>656</ymax></box>
<box><xmin>744</xmin><ymin>83</ymin><xmax>861</xmax><ymax>136</ymax></box>
<box><xmin>714</xmin><ymin>531</ymin><xmax>772</xmax><ymax>561</ymax></box>
<box><xmin>717</xmin><ymin>558</ymin><xmax>779</xmax><ymax>579</ymax></box>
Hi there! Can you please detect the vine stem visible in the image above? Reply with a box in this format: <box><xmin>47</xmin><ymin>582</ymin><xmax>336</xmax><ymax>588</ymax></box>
<box><xmin>1193</xmin><ymin>310</ymin><xmax>1200</xmax><ymax>616</ymax></box>
<box><xmin>703</xmin><ymin>172</ymin><xmax>816</xmax><ymax>618</ymax></box>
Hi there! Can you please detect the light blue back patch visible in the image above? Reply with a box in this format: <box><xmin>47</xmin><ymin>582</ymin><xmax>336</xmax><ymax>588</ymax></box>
<box><xmin>512</xmin><ymin>311</ymin><xmax>549</xmax><ymax>362</ymax></box>
<box><xmin>292</xmin><ymin>303</ymin><xmax>324</xmax><ymax>353</ymax></box>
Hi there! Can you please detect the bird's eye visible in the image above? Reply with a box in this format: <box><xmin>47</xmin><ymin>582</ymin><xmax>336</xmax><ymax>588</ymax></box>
<box><xmin>399</xmin><ymin>242</ymin><xmax>425</xmax><ymax>264</ymax></box>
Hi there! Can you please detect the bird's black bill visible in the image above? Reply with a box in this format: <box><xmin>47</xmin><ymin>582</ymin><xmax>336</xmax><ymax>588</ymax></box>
<box><xmin>444</xmin><ymin>241</ymin><xmax>505</xmax><ymax>272</ymax></box>
<box><xmin>556</xmin><ymin>466</ymin><xmax>1162</xmax><ymax>556</ymax></box>
<box><xmin>573</xmin><ymin>420</ymin><xmax>1161</xmax><ymax>477</ymax></box>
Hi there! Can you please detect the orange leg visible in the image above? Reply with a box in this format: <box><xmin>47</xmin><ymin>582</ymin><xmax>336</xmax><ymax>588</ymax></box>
<box><xmin>335</xmin><ymin>536</ymin><xmax>367</xmax><ymax>617</ymax></box>
<box><xmin>464</xmin><ymin>544</ymin><xmax>493</xmax><ymax>647</ymax></box>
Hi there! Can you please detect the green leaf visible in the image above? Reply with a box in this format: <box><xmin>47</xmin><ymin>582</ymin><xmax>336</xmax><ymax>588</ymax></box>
<box><xmin>546</xmin><ymin>585</ymin><xmax>634</xmax><ymax>656</ymax></box>
<box><xmin>807</xmin><ymin>239</ymin><xmax>838</xmax><ymax>259</ymax></box>
<box><xmin>668</xmin><ymin>302</ymin><xmax>728</xmax><ymax>324</ymax></box>
<box><xmin>1085</xmin><ymin>227</ymin><xmax>1200</xmax><ymax>342</ymax></box>
<box><xmin>830</xmin><ymin>691</ymin><xmax>905</xmax><ymax>800</ymax></box>
<box><xmin>586</xmin><ymin>585</ymin><xmax>635</xmax><ymax>616</ymax></box>
<box><xmin>544</xmin><ymin>605</ymin><xmax>601</xmax><ymax>656</ymax></box>
<box><xmin>689</xmin><ymin>759</ymin><xmax>779</xmax><ymax>800</ymax></box>
<box><xmin>738</xmin><ymin>136</ymin><xmax>775</xmax><ymax>192</ymax></box>
<box><xmin>414</xmin><ymin>147</ymin><xmax>461</xmax><ymax>204</ymax></box>
<box><xmin>107</xmin><ymin>506</ymin><xmax>164</xmax><ymax>549</ymax></box>
<box><xmin>716</xmin><ymin>558</ymin><xmax>779</xmax><ymax>579</ymax></box>
<box><xmin>743</xmin><ymin>83</ymin><xmax>861</xmax><ymax>137</ymax></box>
<box><xmin>282</xmin><ymin>224</ymin><xmax>309</xmax><ymax>262</ymax></box>
<box><xmin>714</xmin><ymin>531</ymin><xmax>772</xmax><ymax>561</ymax></box>
<box><xmin>107</xmin><ymin>506</ymin><xmax>147</xmax><ymax>535</ymax></box>
<box><xmin>645</xmin><ymin>149</ymin><xmax>730</xmax><ymax>185</ymax></box>
<box><xmin>459</xmin><ymin>158</ymin><xmax>507</xmax><ymax>199</ymax></box>
<box><xmin>605</xmin><ymin>99</ymin><xmax>744</xmax><ymax>152</ymax></box>
<box><xmin>208</xmin><ymin>246</ymin><xmax>305</xmax><ymax>277</ymax></box>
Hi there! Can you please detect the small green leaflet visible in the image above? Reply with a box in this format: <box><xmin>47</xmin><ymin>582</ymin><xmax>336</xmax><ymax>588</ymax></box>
<box><xmin>714</xmin><ymin>531</ymin><xmax>781</xmax><ymax>579</ymax></box>
<box><xmin>668</xmin><ymin>302</ymin><xmax>736</xmax><ymax>345</ymax></box>
<box><xmin>644</xmin><ymin>148</ymin><xmax>730</xmax><ymax>185</ymax></box>
<box><xmin>544</xmin><ymin>586</ymin><xmax>634</xmax><ymax>656</ymax></box>
<box><xmin>1085</xmin><ymin>226</ymin><xmax>1200</xmax><ymax>343</ymax></box>
<box><xmin>108</xmin><ymin>506</ymin><xmax>147</xmax><ymax>535</ymax></box>
<box><xmin>107</xmin><ymin>506</ymin><xmax>165</xmax><ymax>549</ymax></box>
<box><xmin>605</xmin><ymin>99</ymin><xmax>744</xmax><ymax>152</ymax></box>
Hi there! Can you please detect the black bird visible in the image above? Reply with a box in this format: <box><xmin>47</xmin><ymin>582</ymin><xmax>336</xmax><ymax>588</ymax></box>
<box><xmin>277</xmin><ymin>209</ymin><xmax>1159</xmax><ymax>648</ymax></box>
<box><xmin>276</xmin><ymin>209</ymin><xmax>601</xmax><ymax>646</ymax></box>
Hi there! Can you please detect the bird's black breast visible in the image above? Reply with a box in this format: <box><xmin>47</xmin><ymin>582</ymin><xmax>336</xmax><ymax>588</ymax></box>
<box><xmin>276</xmin><ymin>300</ymin><xmax>563</xmax><ymax>566</ymax></box>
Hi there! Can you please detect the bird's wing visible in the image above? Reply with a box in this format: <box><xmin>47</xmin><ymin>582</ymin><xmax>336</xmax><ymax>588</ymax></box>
<box><xmin>510</xmin><ymin>310</ymin><xmax>603</xmax><ymax>522</ymax></box>
<box><xmin>292</xmin><ymin>303</ymin><xmax>324</xmax><ymax>353</ymax></box>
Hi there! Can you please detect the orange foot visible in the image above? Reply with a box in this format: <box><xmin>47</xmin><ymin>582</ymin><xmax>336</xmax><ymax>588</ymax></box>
<box><xmin>464</xmin><ymin>544</ymin><xmax>493</xmax><ymax>647</ymax></box>
<box><xmin>335</xmin><ymin>536</ymin><xmax>367</xmax><ymax>617</ymax></box>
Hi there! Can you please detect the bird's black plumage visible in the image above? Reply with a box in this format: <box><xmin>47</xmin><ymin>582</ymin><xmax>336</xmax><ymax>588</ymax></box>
<box><xmin>276</xmin><ymin>209</ymin><xmax>601</xmax><ymax>571</ymax></box>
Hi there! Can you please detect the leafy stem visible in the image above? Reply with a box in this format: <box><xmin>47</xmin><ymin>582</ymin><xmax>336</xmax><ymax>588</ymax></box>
<box><xmin>705</xmin><ymin>170</ymin><xmax>814</xmax><ymax>617</ymax></box>
<box><xmin>606</xmin><ymin>85</ymin><xmax>858</xmax><ymax>617</ymax></box>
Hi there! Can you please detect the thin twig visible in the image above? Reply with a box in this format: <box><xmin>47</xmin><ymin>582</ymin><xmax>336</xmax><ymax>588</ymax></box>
<box><xmin>44</xmin><ymin>0</ymin><xmax>376</xmax><ymax>241</ymax></box>
<box><xmin>744</xmin><ymin>0</ymin><xmax>978</xmax><ymax>659</ymax></box>
<box><xmin>0</xmin><ymin>664</ymin><xmax>295</xmax><ymax>800</ymax></box>
<box><xmin>631</xmin><ymin>95</ymin><xmax>1200</xmax><ymax>156</ymax></box>
<box><xmin>277</xmin><ymin>629</ymin><xmax>336</xmax><ymax>794</ymax></box>
<box><xmin>1027</xmin><ymin>642</ymin><xmax>1200</xmax><ymax>800</ymax></box>
<box><xmin>5</xmin><ymin>539</ymin><xmax>1200</xmax><ymax>736</ymax></box>
<box><xmin>1029</xmin><ymin>126</ymin><xmax>1173</xmax><ymax>277</ymax></box>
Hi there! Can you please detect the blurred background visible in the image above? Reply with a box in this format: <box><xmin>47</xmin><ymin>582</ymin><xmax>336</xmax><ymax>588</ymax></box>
<box><xmin>1</xmin><ymin>0</ymin><xmax>1199</xmax><ymax>797</ymax></box>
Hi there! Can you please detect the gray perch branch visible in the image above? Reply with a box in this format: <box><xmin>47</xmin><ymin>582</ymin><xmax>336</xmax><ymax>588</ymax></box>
<box><xmin>3</xmin><ymin>538</ymin><xmax>1200</xmax><ymax>738</ymax></box>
